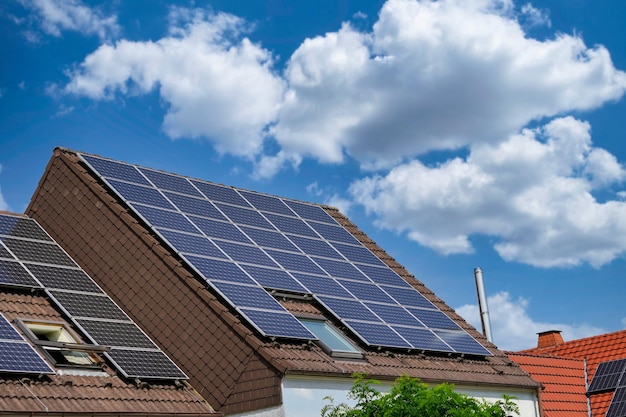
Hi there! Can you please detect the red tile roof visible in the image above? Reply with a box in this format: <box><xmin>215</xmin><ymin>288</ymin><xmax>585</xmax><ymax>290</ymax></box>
<box><xmin>513</xmin><ymin>329</ymin><xmax>626</xmax><ymax>417</ymax></box>
<box><xmin>507</xmin><ymin>353</ymin><xmax>587</xmax><ymax>417</ymax></box>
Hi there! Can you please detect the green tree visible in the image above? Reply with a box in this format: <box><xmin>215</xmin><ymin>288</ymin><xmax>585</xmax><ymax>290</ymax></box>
<box><xmin>321</xmin><ymin>375</ymin><xmax>519</xmax><ymax>417</ymax></box>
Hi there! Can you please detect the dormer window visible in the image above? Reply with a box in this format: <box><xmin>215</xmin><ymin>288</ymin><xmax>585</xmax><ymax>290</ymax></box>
<box><xmin>17</xmin><ymin>320</ymin><xmax>108</xmax><ymax>368</ymax></box>
<box><xmin>298</xmin><ymin>318</ymin><xmax>363</xmax><ymax>359</ymax></box>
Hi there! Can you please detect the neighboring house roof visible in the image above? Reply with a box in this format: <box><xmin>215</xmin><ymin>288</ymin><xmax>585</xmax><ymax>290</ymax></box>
<box><xmin>27</xmin><ymin>148</ymin><xmax>540</xmax><ymax>415</ymax></box>
<box><xmin>513</xmin><ymin>329</ymin><xmax>626</xmax><ymax>417</ymax></box>
<box><xmin>507</xmin><ymin>352</ymin><xmax>588</xmax><ymax>417</ymax></box>
<box><xmin>0</xmin><ymin>214</ymin><xmax>218</xmax><ymax>416</ymax></box>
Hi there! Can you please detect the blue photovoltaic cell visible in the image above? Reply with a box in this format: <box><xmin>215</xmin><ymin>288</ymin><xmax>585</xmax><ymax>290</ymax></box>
<box><xmin>192</xmin><ymin>181</ymin><xmax>251</xmax><ymax>207</ymax></box>
<box><xmin>240</xmin><ymin>265</ymin><xmax>306</xmax><ymax>293</ymax></box>
<box><xmin>214</xmin><ymin>241</ymin><xmax>278</xmax><ymax>267</ymax></box>
<box><xmin>24</xmin><ymin>264</ymin><xmax>102</xmax><ymax>293</ymax></box>
<box><xmin>607</xmin><ymin>387</ymin><xmax>626</xmax><ymax>417</ymax></box>
<box><xmin>330</xmin><ymin>242</ymin><xmax>384</xmax><ymax>266</ymax></box>
<box><xmin>239</xmin><ymin>308</ymin><xmax>316</xmax><ymax>339</ymax></box>
<box><xmin>140</xmin><ymin>168</ymin><xmax>203</xmax><ymax>197</ymax></box>
<box><xmin>306</xmin><ymin>221</ymin><xmax>358</xmax><ymax>244</ymax></box>
<box><xmin>339</xmin><ymin>280</ymin><xmax>395</xmax><ymax>304</ymax></box>
<box><xmin>291</xmin><ymin>273</ymin><xmax>353</xmax><ymax>298</ymax></box>
<box><xmin>108</xmin><ymin>179</ymin><xmax>175</xmax><ymax>210</ymax></box>
<box><xmin>383</xmin><ymin>285</ymin><xmax>435</xmax><ymax>310</ymax></box>
<box><xmin>265</xmin><ymin>250</ymin><xmax>326</xmax><ymax>275</ymax></box>
<box><xmin>288</xmin><ymin>235</ymin><xmax>342</xmax><ymax>259</ymax></box>
<box><xmin>345</xmin><ymin>321</ymin><xmax>411</xmax><ymax>348</ymax></box>
<box><xmin>434</xmin><ymin>330</ymin><xmax>491</xmax><ymax>355</ymax></box>
<box><xmin>408</xmin><ymin>308</ymin><xmax>459</xmax><ymax>330</ymax></box>
<box><xmin>313</xmin><ymin>258</ymin><xmax>369</xmax><ymax>281</ymax></box>
<box><xmin>0</xmin><ymin>215</ymin><xmax>52</xmax><ymax>241</ymax></box>
<box><xmin>357</xmin><ymin>264</ymin><xmax>410</xmax><ymax>287</ymax></box>
<box><xmin>189</xmin><ymin>216</ymin><xmax>251</xmax><ymax>243</ymax></box>
<box><xmin>284</xmin><ymin>200</ymin><xmax>336</xmax><ymax>224</ymax></box>
<box><xmin>107</xmin><ymin>349</ymin><xmax>187</xmax><ymax>379</ymax></box>
<box><xmin>0</xmin><ymin>260</ymin><xmax>41</xmax><ymax>288</ymax></box>
<box><xmin>0</xmin><ymin>315</ymin><xmax>22</xmax><ymax>340</ymax></box>
<box><xmin>0</xmin><ymin>341</ymin><xmax>54</xmax><ymax>374</ymax></box>
<box><xmin>240</xmin><ymin>226</ymin><xmax>299</xmax><ymax>252</ymax></box>
<box><xmin>588</xmin><ymin>359</ymin><xmax>626</xmax><ymax>393</ymax></box>
<box><xmin>164</xmin><ymin>192</ymin><xmax>225</xmax><ymax>220</ymax></box>
<box><xmin>216</xmin><ymin>203</ymin><xmax>275</xmax><ymax>229</ymax></box>
<box><xmin>2</xmin><ymin>238</ymin><xmax>76</xmax><ymax>267</ymax></box>
<box><xmin>82</xmin><ymin>154</ymin><xmax>150</xmax><ymax>185</ymax></box>
<box><xmin>365</xmin><ymin>303</ymin><xmax>422</xmax><ymax>327</ymax></box>
<box><xmin>185</xmin><ymin>256</ymin><xmax>256</xmax><ymax>285</ymax></box>
<box><xmin>392</xmin><ymin>326</ymin><xmax>454</xmax><ymax>352</ymax></box>
<box><xmin>316</xmin><ymin>296</ymin><xmax>379</xmax><ymax>322</ymax></box>
<box><xmin>158</xmin><ymin>229</ymin><xmax>226</xmax><ymax>259</ymax></box>
<box><xmin>49</xmin><ymin>291</ymin><xmax>129</xmax><ymax>321</ymax></box>
<box><xmin>134</xmin><ymin>204</ymin><xmax>198</xmax><ymax>234</ymax></box>
<box><xmin>265</xmin><ymin>214</ymin><xmax>319</xmax><ymax>238</ymax></box>
<box><xmin>239</xmin><ymin>191</ymin><xmax>294</xmax><ymax>216</ymax></box>
<box><xmin>211</xmin><ymin>281</ymin><xmax>284</xmax><ymax>311</ymax></box>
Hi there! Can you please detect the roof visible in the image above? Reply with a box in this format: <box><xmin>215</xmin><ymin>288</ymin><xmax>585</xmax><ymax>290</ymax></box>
<box><xmin>515</xmin><ymin>329</ymin><xmax>626</xmax><ymax>417</ymax></box>
<box><xmin>507</xmin><ymin>352</ymin><xmax>588</xmax><ymax>417</ymax></box>
<box><xmin>0</xmin><ymin>287</ymin><xmax>216</xmax><ymax>415</ymax></box>
<box><xmin>27</xmin><ymin>148</ymin><xmax>540</xmax><ymax>413</ymax></box>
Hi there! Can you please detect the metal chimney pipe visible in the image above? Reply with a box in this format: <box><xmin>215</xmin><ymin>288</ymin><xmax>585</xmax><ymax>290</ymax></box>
<box><xmin>474</xmin><ymin>267</ymin><xmax>493</xmax><ymax>343</ymax></box>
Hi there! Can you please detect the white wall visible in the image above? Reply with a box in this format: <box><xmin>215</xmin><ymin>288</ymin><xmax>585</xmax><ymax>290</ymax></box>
<box><xmin>280</xmin><ymin>375</ymin><xmax>540</xmax><ymax>417</ymax></box>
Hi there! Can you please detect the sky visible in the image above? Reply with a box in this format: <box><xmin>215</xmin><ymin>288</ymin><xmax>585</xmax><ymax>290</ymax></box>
<box><xmin>1</xmin><ymin>0</ymin><xmax>625</xmax><ymax>352</ymax></box>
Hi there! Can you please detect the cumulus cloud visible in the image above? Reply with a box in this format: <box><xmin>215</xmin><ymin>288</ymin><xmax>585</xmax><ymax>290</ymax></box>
<box><xmin>18</xmin><ymin>0</ymin><xmax>119</xmax><ymax>40</ymax></box>
<box><xmin>272</xmin><ymin>0</ymin><xmax>626</xmax><ymax>167</ymax></box>
<box><xmin>64</xmin><ymin>7</ymin><xmax>285</xmax><ymax>159</ymax></box>
<box><xmin>350</xmin><ymin>116</ymin><xmax>626</xmax><ymax>267</ymax></box>
<box><xmin>456</xmin><ymin>291</ymin><xmax>605</xmax><ymax>351</ymax></box>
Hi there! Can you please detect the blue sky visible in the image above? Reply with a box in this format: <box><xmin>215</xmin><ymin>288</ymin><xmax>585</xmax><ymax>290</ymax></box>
<box><xmin>1</xmin><ymin>0</ymin><xmax>625</xmax><ymax>351</ymax></box>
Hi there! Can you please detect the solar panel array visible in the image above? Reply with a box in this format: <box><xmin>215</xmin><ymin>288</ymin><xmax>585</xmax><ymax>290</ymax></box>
<box><xmin>80</xmin><ymin>153</ymin><xmax>491</xmax><ymax>356</ymax></box>
<box><xmin>0</xmin><ymin>214</ymin><xmax>187</xmax><ymax>379</ymax></box>
<box><xmin>588</xmin><ymin>359</ymin><xmax>626</xmax><ymax>417</ymax></box>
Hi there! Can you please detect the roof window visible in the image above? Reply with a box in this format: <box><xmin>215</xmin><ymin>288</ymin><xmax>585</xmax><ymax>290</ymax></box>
<box><xmin>299</xmin><ymin>318</ymin><xmax>363</xmax><ymax>359</ymax></box>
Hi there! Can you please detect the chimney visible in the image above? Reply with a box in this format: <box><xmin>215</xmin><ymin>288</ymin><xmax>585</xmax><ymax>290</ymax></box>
<box><xmin>537</xmin><ymin>330</ymin><xmax>564</xmax><ymax>348</ymax></box>
<box><xmin>473</xmin><ymin>267</ymin><xmax>493</xmax><ymax>343</ymax></box>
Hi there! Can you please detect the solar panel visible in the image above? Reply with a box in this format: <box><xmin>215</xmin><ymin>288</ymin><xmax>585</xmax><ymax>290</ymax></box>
<box><xmin>607</xmin><ymin>387</ymin><xmax>626</xmax><ymax>417</ymax></box>
<box><xmin>164</xmin><ymin>192</ymin><xmax>226</xmax><ymax>220</ymax></box>
<box><xmin>0</xmin><ymin>216</ymin><xmax>53</xmax><ymax>241</ymax></box>
<box><xmin>140</xmin><ymin>168</ymin><xmax>203</xmax><ymax>197</ymax></box>
<box><xmin>216</xmin><ymin>203</ymin><xmax>275</xmax><ymax>229</ymax></box>
<box><xmin>107</xmin><ymin>179</ymin><xmax>175</xmax><ymax>210</ymax></box>
<box><xmin>239</xmin><ymin>190</ymin><xmax>294</xmax><ymax>216</ymax></box>
<box><xmin>106</xmin><ymin>349</ymin><xmax>187</xmax><ymax>379</ymax></box>
<box><xmin>239</xmin><ymin>265</ymin><xmax>307</xmax><ymax>293</ymax></box>
<box><xmin>0</xmin><ymin>260</ymin><xmax>41</xmax><ymax>288</ymax></box>
<box><xmin>239</xmin><ymin>309</ymin><xmax>316</xmax><ymax>340</ymax></box>
<box><xmin>284</xmin><ymin>200</ymin><xmax>337</xmax><ymax>224</ymax></box>
<box><xmin>0</xmin><ymin>213</ymin><xmax>187</xmax><ymax>380</ymax></box>
<box><xmin>192</xmin><ymin>181</ymin><xmax>251</xmax><ymax>207</ymax></box>
<box><xmin>1</xmin><ymin>238</ymin><xmax>76</xmax><ymax>267</ymax></box>
<box><xmin>78</xmin><ymin>154</ymin><xmax>492</xmax><ymax>356</ymax></box>
<box><xmin>0</xmin><ymin>314</ymin><xmax>54</xmax><ymax>374</ymax></box>
<box><xmin>48</xmin><ymin>291</ymin><xmax>129</xmax><ymax>321</ymax></box>
<box><xmin>589</xmin><ymin>359</ymin><xmax>626</xmax><ymax>393</ymax></box>
<box><xmin>0</xmin><ymin>244</ymin><xmax>13</xmax><ymax>259</ymax></box>
<box><xmin>134</xmin><ymin>204</ymin><xmax>198</xmax><ymax>234</ymax></box>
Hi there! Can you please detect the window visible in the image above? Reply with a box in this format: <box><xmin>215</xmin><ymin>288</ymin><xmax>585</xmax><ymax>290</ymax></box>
<box><xmin>299</xmin><ymin>318</ymin><xmax>363</xmax><ymax>359</ymax></box>
<box><xmin>17</xmin><ymin>320</ymin><xmax>108</xmax><ymax>368</ymax></box>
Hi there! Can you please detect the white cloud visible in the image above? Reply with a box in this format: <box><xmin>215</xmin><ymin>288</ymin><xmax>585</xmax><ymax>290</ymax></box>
<box><xmin>272</xmin><ymin>0</ymin><xmax>626</xmax><ymax>167</ymax></box>
<box><xmin>350</xmin><ymin>117</ymin><xmax>626</xmax><ymax>267</ymax></box>
<box><xmin>64</xmin><ymin>7</ymin><xmax>285</xmax><ymax>160</ymax></box>
<box><xmin>0</xmin><ymin>165</ymin><xmax>8</xmax><ymax>212</ymax></box>
<box><xmin>519</xmin><ymin>3</ymin><xmax>551</xmax><ymax>28</ymax></box>
<box><xmin>456</xmin><ymin>291</ymin><xmax>605</xmax><ymax>351</ymax></box>
<box><xmin>19</xmin><ymin>0</ymin><xmax>120</xmax><ymax>40</ymax></box>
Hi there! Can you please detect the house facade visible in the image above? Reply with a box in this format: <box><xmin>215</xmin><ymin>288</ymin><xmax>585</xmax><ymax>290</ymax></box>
<box><xmin>28</xmin><ymin>148</ymin><xmax>541</xmax><ymax>416</ymax></box>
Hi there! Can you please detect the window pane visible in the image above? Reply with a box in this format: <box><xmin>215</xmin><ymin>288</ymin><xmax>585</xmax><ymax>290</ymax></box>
<box><xmin>300</xmin><ymin>319</ymin><xmax>360</xmax><ymax>353</ymax></box>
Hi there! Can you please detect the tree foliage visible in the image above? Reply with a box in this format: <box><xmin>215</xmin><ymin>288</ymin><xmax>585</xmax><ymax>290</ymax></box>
<box><xmin>321</xmin><ymin>375</ymin><xmax>519</xmax><ymax>417</ymax></box>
